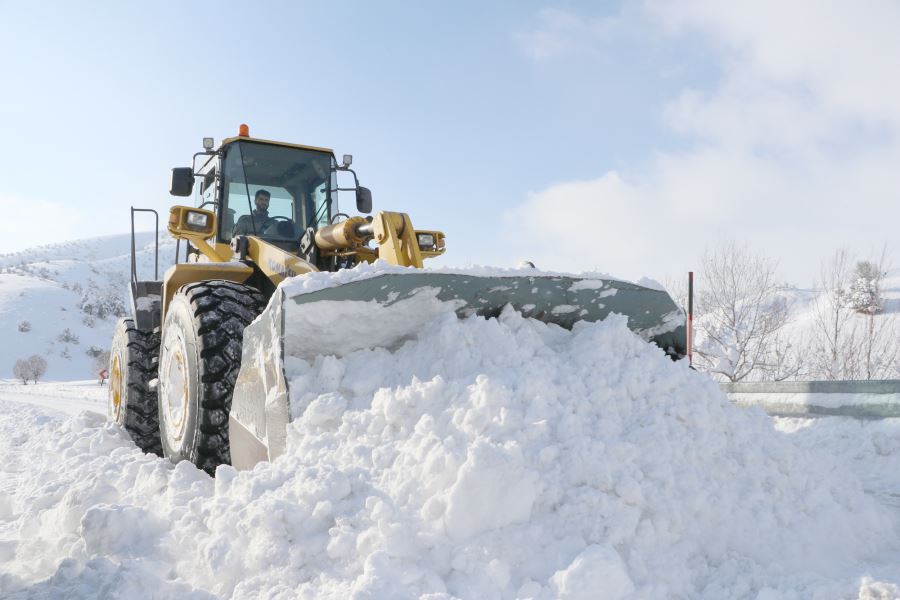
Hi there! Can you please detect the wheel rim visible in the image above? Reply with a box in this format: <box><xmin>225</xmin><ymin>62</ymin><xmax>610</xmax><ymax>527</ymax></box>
<box><xmin>160</xmin><ymin>330</ymin><xmax>190</xmax><ymax>446</ymax></box>
<box><xmin>110</xmin><ymin>354</ymin><xmax>122</xmax><ymax>421</ymax></box>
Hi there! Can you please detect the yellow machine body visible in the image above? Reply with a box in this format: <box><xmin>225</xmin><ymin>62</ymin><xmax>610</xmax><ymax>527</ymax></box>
<box><xmin>115</xmin><ymin>127</ymin><xmax>684</xmax><ymax>476</ymax></box>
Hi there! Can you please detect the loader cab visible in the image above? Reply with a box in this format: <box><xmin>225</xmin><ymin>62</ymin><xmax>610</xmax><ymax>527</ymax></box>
<box><xmin>215</xmin><ymin>139</ymin><xmax>336</xmax><ymax>251</ymax></box>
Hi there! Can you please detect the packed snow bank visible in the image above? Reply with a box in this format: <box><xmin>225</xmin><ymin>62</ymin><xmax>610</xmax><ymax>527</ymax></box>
<box><xmin>775</xmin><ymin>416</ymin><xmax>900</xmax><ymax>507</ymax></box>
<box><xmin>2</xmin><ymin>313</ymin><xmax>898</xmax><ymax>598</ymax></box>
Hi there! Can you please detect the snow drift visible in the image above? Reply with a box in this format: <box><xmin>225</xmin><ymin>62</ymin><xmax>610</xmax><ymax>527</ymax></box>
<box><xmin>1</xmin><ymin>303</ymin><xmax>897</xmax><ymax>598</ymax></box>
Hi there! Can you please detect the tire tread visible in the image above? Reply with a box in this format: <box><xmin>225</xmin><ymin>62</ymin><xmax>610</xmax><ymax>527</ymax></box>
<box><xmin>177</xmin><ymin>280</ymin><xmax>265</xmax><ymax>473</ymax></box>
<box><xmin>113</xmin><ymin>318</ymin><xmax>162</xmax><ymax>455</ymax></box>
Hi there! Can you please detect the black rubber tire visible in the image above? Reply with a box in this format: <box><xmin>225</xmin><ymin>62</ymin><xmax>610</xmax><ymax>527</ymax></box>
<box><xmin>157</xmin><ymin>280</ymin><xmax>265</xmax><ymax>474</ymax></box>
<box><xmin>108</xmin><ymin>318</ymin><xmax>162</xmax><ymax>455</ymax></box>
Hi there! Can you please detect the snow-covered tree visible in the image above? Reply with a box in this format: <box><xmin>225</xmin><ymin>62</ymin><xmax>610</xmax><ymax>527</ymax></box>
<box><xmin>77</xmin><ymin>283</ymin><xmax>126</xmax><ymax>319</ymax></box>
<box><xmin>28</xmin><ymin>356</ymin><xmax>47</xmax><ymax>383</ymax></box>
<box><xmin>57</xmin><ymin>328</ymin><xmax>80</xmax><ymax>344</ymax></box>
<box><xmin>808</xmin><ymin>250</ymin><xmax>898</xmax><ymax>380</ymax></box>
<box><xmin>692</xmin><ymin>242</ymin><xmax>795</xmax><ymax>382</ymax></box>
<box><xmin>85</xmin><ymin>345</ymin><xmax>105</xmax><ymax>358</ymax></box>
<box><xmin>13</xmin><ymin>359</ymin><xmax>30</xmax><ymax>384</ymax></box>
<box><xmin>847</xmin><ymin>260</ymin><xmax>883</xmax><ymax>315</ymax></box>
<box><xmin>13</xmin><ymin>355</ymin><xmax>48</xmax><ymax>384</ymax></box>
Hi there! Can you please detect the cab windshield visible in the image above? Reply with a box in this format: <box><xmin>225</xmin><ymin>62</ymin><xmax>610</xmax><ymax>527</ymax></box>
<box><xmin>219</xmin><ymin>141</ymin><xmax>335</xmax><ymax>243</ymax></box>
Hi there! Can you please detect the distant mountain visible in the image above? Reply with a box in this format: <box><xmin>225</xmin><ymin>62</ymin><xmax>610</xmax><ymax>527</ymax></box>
<box><xmin>0</xmin><ymin>232</ymin><xmax>176</xmax><ymax>380</ymax></box>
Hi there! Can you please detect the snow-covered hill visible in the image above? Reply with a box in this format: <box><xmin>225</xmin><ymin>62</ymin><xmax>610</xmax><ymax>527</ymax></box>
<box><xmin>3</xmin><ymin>230</ymin><xmax>897</xmax><ymax>384</ymax></box>
<box><xmin>0</xmin><ymin>232</ymin><xmax>175</xmax><ymax>380</ymax></box>
<box><xmin>785</xmin><ymin>269</ymin><xmax>900</xmax><ymax>329</ymax></box>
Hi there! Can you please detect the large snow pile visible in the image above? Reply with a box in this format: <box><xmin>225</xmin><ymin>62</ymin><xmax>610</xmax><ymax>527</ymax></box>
<box><xmin>1</xmin><ymin>309</ymin><xmax>898</xmax><ymax>598</ymax></box>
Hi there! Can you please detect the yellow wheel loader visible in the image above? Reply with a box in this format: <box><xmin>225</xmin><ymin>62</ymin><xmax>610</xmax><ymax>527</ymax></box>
<box><xmin>110</xmin><ymin>125</ymin><xmax>687</xmax><ymax>474</ymax></box>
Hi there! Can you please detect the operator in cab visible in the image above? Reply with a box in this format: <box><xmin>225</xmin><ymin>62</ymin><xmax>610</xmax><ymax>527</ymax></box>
<box><xmin>233</xmin><ymin>189</ymin><xmax>272</xmax><ymax>236</ymax></box>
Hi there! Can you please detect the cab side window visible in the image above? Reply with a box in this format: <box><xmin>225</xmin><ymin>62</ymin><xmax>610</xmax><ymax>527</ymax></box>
<box><xmin>201</xmin><ymin>170</ymin><xmax>216</xmax><ymax>207</ymax></box>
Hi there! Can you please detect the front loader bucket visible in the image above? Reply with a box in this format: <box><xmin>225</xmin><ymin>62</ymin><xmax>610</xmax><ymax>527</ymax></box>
<box><xmin>229</xmin><ymin>272</ymin><xmax>686</xmax><ymax>469</ymax></box>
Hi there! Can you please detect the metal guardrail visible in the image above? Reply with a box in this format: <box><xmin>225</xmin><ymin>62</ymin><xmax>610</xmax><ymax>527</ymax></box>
<box><xmin>722</xmin><ymin>380</ymin><xmax>900</xmax><ymax>419</ymax></box>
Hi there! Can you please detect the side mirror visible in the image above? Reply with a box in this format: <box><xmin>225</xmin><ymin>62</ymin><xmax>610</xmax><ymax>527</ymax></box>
<box><xmin>357</xmin><ymin>187</ymin><xmax>373</xmax><ymax>214</ymax></box>
<box><xmin>170</xmin><ymin>167</ymin><xmax>195</xmax><ymax>197</ymax></box>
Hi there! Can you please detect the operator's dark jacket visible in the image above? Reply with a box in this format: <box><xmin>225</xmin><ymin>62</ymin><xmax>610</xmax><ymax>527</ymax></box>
<box><xmin>233</xmin><ymin>210</ymin><xmax>270</xmax><ymax>236</ymax></box>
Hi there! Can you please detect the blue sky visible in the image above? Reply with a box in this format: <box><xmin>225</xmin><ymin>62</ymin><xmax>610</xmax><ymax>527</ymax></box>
<box><xmin>2</xmin><ymin>1</ymin><xmax>899</xmax><ymax>286</ymax></box>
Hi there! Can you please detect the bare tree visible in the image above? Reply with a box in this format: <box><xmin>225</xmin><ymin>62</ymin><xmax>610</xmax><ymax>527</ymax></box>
<box><xmin>857</xmin><ymin>250</ymin><xmax>898</xmax><ymax>379</ymax></box>
<box><xmin>27</xmin><ymin>355</ymin><xmax>47</xmax><ymax>384</ymax></box>
<box><xmin>13</xmin><ymin>359</ymin><xmax>30</xmax><ymax>384</ymax></box>
<box><xmin>859</xmin><ymin>312</ymin><xmax>899</xmax><ymax>379</ymax></box>
<box><xmin>759</xmin><ymin>332</ymin><xmax>806</xmax><ymax>381</ymax></box>
<box><xmin>692</xmin><ymin>242</ymin><xmax>793</xmax><ymax>382</ymax></box>
<box><xmin>12</xmin><ymin>355</ymin><xmax>48</xmax><ymax>384</ymax></box>
<box><xmin>808</xmin><ymin>249</ymin><xmax>857</xmax><ymax>379</ymax></box>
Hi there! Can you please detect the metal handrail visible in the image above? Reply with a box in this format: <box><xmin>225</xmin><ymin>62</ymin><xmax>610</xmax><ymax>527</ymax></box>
<box><xmin>130</xmin><ymin>207</ymin><xmax>159</xmax><ymax>284</ymax></box>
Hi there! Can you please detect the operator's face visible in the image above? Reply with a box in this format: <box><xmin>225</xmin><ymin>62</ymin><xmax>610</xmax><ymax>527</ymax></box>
<box><xmin>255</xmin><ymin>195</ymin><xmax>270</xmax><ymax>212</ymax></box>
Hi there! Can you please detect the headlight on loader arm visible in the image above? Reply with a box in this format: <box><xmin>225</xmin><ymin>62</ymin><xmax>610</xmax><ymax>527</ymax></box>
<box><xmin>416</xmin><ymin>233</ymin><xmax>434</xmax><ymax>249</ymax></box>
<box><xmin>167</xmin><ymin>205</ymin><xmax>233</xmax><ymax>263</ymax></box>
<box><xmin>415</xmin><ymin>230</ymin><xmax>445</xmax><ymax>256</ymax></box>
<box><xmin>185</xmin><ymin>211</ymin><xmax>209</xmax><ymax>228</ymax></box>
<box><xmin>168</xmin><ymin>206</ymin><xmax>217</xmax><ymax>238</ymax></box>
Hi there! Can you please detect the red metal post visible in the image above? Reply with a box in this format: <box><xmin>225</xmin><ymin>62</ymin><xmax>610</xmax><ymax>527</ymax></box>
<box><xmin>687</xmin><ymin>271</ymin><xmax>694</xmax><ymax>366</ymax></box>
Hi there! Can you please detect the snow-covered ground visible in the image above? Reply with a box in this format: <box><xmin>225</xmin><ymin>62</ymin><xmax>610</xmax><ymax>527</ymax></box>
<box><xmin>2</xmin><ymin>312</ymin><xmax>900</xmax><ymax>599</ymax></box>
<box><xmin>0</xmin><ymin>380</ymin><xmax>105</xmax><ymax>417</ymax></box>
<box><xmin>774</xmin><ymin>416</ymin><xmax>900</xmax><ymax>511</ymax></box>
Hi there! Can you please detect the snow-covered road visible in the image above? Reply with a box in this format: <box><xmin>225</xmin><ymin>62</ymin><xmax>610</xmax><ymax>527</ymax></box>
<box><xmin>0</xmin><ymin>380</ymin><xmax>105</xmax><ymax>417</ymax></box>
